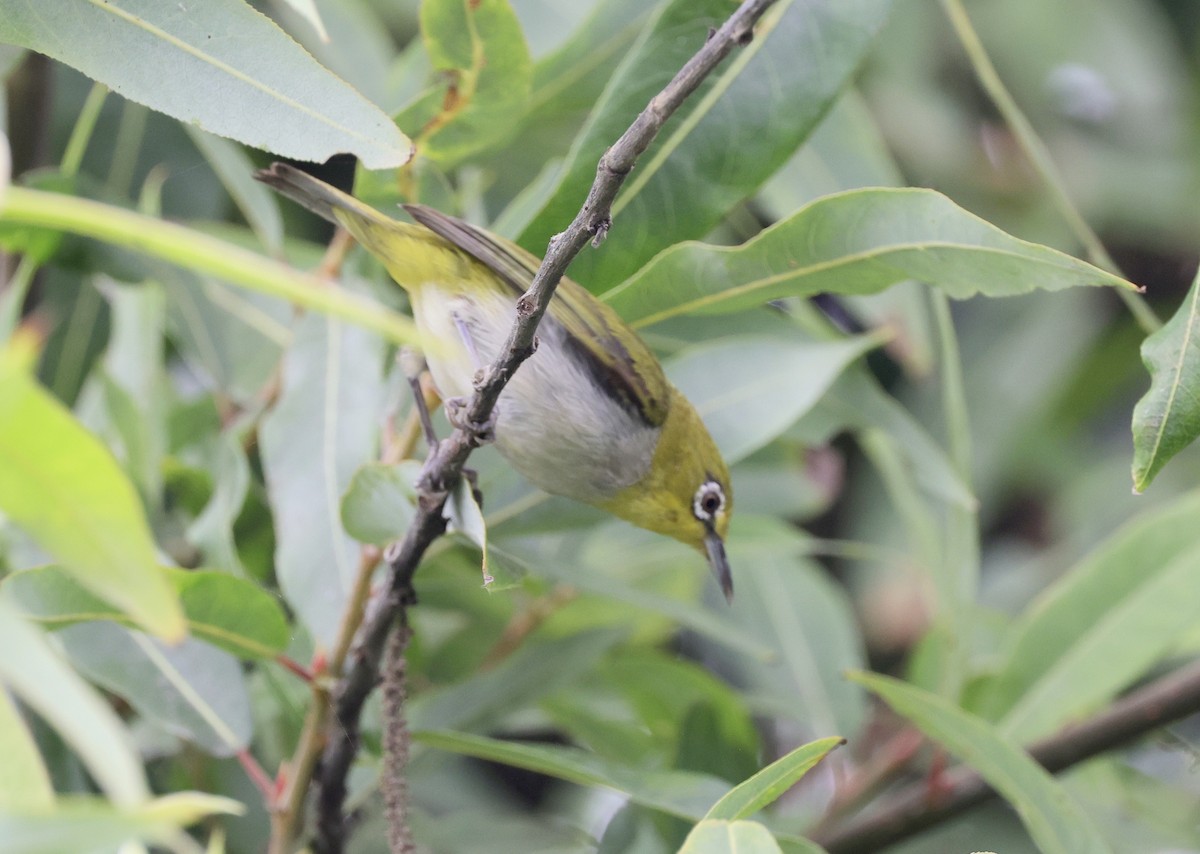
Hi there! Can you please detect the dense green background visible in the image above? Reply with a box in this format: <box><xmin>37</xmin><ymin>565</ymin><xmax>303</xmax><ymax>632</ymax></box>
<box><xmin>1</xmin><ymin>0</ymin><xmax>1199</xmax><ymax>852</ymax></box>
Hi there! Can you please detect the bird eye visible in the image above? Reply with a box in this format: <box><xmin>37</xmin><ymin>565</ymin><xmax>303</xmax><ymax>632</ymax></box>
<box><xmin>693</xmin><ymin>481</ymin><xmax>725</xmax><ymax>521</ymax></box>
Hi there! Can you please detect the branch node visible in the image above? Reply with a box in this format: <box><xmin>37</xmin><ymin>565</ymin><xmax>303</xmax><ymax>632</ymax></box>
<box><xmin>590</xmin><ymin>216</ymin><xmax>612</xmax><ymax>248</ymax></box>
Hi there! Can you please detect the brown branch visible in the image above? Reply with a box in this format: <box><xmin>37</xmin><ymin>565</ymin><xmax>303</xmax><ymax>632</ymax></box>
<box><xmin>381</xmin><ymin>620</ymin><xmax>415</xmax><ymax>854</ymax></box>
<box><xmin>815</xmin><ymin>656</ymin><xmax>1200</xmax><ymax>853</ymax></box>
<box><xmin>310</xmin><ymin>1</ymin><xmax>781</xmax><ymax>851</ymax></box>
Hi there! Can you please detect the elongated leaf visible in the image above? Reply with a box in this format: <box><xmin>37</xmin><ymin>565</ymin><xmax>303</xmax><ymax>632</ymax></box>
<box><xmin>0</xmin><ymin>689</ymin><xmax>53</xmax><ymax>812</ymax></box>
<box><xmin>667</xmin><ymin>334</ymin><xmax>881</xmax><ymax>464</ymax></box>
<box><xmin>411</xmin><ymin>630</ymin><xmax>620</xmax><ymax>733</ymax></box>
<box><xmin>521</xmin><ymin>534</ymin><xmax>774</xmax><ymax>661</ymax></box>
<box><xmin>0</xmin><ymin>345</ymin><xmax>184</xmax><ymax>641</ymax></box>
<box><xmin>6</xmin><ymin>566</ymin><xmax>288</xmax><ymax>660</ymax></box>
<box><xmin>415</xmin><ymin>729</ymin><xmax>730</xmax><ymax>821</ymax></box>
<box><xmin>0</xmin><ymin>188</ymin><xmax>419</xmax><ymax>345</ymax></box>
<box><xmin>971</xmin><ymin>492</ymin><xmax>1200</xmax><ymax>741</ymax></box>
<box><xmin>520</xmin><ymin>0</ymin><xmax>894</xmax><ymax>291</ymax></box>
<box><xmin>704</xmin><ymin>737</ymin><xmax>844</xmax><ymax>820</ymax></box>
<box><xmin>260</xmin><ymin>310</ymin><xmax>386</xmax><ymax>645</ymax></box>
<box><xmin>185</xmin><ymin>127</ymin><xmax>284</xmax><ymax>254</ymax></box>
<box><xmin>0</xmin><ymin>0</ymin><xmax>411</xmax><ymax>168</ymax></box>
<box><xmin>725</xmin><ymin>556</ymin><xmax>866</xmax><ymax>739</ymax></box>
<box><xmin>679</xmin><ymin>820</ymin><xmax>784</xmax><ymax>854</ymax></box>
<box><xmin>59</xmin><ymin>622</ymin><xmax>252</xmax><ymax>756</ymax></box>
<box><xmin>1131</xmin><ymin>264</ymin><xmax>1200</xmax><ymax>491</ymax></box>
<box><xmin>603</xmin><ymin>189</ymin><xmax>1137</xmax><ymax>328</ymax></box>
<box><xmin>398</xmin><ymin>0</ymin><xmax>532</xmax><ymax>166</ymax></box>
<box><xmin>0</xmin><ymin>792</ymin><xmax>241</xmax><ymax>854</ymax></box>
<box><xmin>341</xmin><ymin>460</ymin><xmax>419</xmax><ymax>545</ymax></box>
<box><xmin>0</xmin><ymin>600</ymin><xmax>147</xmax><ymax>806</ymax></box>
<box><xmin>186</xmin><ymin>433</ymin><xmax>252</xmax><ymax>576</ymax></box>
<box><xmin>851</xmin><ymin>672</ymin><xmax>1112</xmax><ymax>854</ymax></box>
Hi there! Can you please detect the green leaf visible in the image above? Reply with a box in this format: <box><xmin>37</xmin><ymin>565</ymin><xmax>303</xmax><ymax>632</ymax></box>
<box><xmin>186</xmin><ymin>434</ymin><xmax>252</xmax><ymax>576</ymax></box>
<box><xmin>185</xmin><ymin>127</ymin><xmax>284</xmax><ymax>254</ymax></box>
<box><xmin>1131</xmin><ymin>264</ymin><xmax>1200</xmax><ymax>491</ymax></box>
<box><xmin>0</xmin><ymin>187</ymin><xmax>419</xmax><ymax>346</ymax></box>
<box><xmin>704</xmin><ymin>737</ymin><xmax>844</xmax><ymax>820</ymax></box>
<box><xmin>0</xmin><ymin>344</ymin><xmax>184</xmax><ymax>641</ymax></box>
<box><xmin>519</xmin><ymin>0</ymin><xmax>895</xmax><ymax>291</ymax></box>
<box><xmin>98</xmin><ymin>279</ymin><xmax>168</xmax><ymax>504</ymax></box>
<box><xmin>6</xmin><ymin>566</ymin><xmax>288</xmax><ymax>660</ymax></box>
<box><xmin>0</xmin><ymin>600</ymin><xmax>148</xmax><ymax>806</ymax></box>
<box><xmin>724</xmin><ymin>556</ymin><xmax>866</xmax><ymax>739</ymax></box>
<box><xmin>415</xmin><ymin>729</ymin><xmax>730</xmax><ymax>821</ymax></box>
<box><xmin>58</xmin><ymin>622</ymin><xmax>252</xmax><ymax>756</ymax></box>
<box><xmin>260</xmin><ymin>310</ymin><xmax>386</xmax><ymax>645</ymax></box>
<box><xmin>0</xmin><ymin>792</ymin><xmax>241</xmax><ymax>854</ymax></box>
<box><xmin>0</xmin><ymin>0</ymin><xmax>411</xmax><ymax>168</ymax></box>
<box><xmin>603</xmin><ymin>188</ymin><xmax>1137</xmax><ymax>328</ymax></box>
<box><xmin>851</xmin><ymin>672</ymin><xmax>1113</xmax><ymax>854</ymax></box>
<box><xmin>972</xmin><ymin>492</ymin><xmax>1200</xmax><ymax>742</ymax></box>
<box><xmin>398</xmin><ymin>0</ymin><xmax>532</xmax><ymax>166</ymax></box>
<box><xmin>411</xmin><ymin>630</ymin><xmax>621</xmax><ymax>733</ymax></box>
<box><xmin>666</xmin><ymin>334</ymin><xmax>882</xmax><ymax>464</ymax></box>
<box><xmin>678</xmin><ymin>820</ymin><xmax>784</xmax><ymax>854</ymax></box>
<box><xmin>341</xmin><ymin>461</ymin><xmax>419</xmax><ymax>545</ymax></box>
<box><xmin>0</xmin><ymin>688</ymin><xmax>53</xmax><ymax>812</ymax></box>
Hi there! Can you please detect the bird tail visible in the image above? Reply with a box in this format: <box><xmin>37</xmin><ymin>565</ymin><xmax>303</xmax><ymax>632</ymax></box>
<box><xmin>255</xmin><ymin>163</ymin><xmax>451</xmax><ymax>290</ymax></box>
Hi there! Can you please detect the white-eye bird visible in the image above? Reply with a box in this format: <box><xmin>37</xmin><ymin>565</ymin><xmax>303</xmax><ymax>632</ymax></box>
<box><xmin>258</xmin><ymin>164</ymin><xmax>734</xmax><ymax>599</ymax></box>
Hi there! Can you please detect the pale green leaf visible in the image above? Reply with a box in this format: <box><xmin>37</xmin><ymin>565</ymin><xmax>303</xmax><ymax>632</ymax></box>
<box><xmin>0</xmin><ymin>688</ymin><xmax>53</xmax><ymax>812</ymax></box>
<box><xmin>7</xmin><ymin>565</ymin><xmax>288</xmax><ymax>660</ymax></box>
<box><xmin>185</xmin><ymin>127</ymin><xmax>284</xmax><ymax>254</ymax></box>
<box><xmin>415</xmin><ymin>729</ymin><xmax>730</xmax><ymax>821</ymax></box>
<box><xmin>0</xmin><ymin>346</ymin><xmax>184</xmax><ymax>641</ymax></box>
<box><xmin>0</xmin><ymin>792</ymin><xmax>241</xmax><ymax>854</ymax></box>
<box><xmin>667</xmin><ymin>334</ymin><xmax>882</xmax><ymax>464</ymax></box>
<box><xmin>398</xmin><ymin>0</ymin><xmax>532</xmax><ymax>166</ymax></box>
<box><xmin>0</xmin><ymin>0</ymin><xmax>411</xmax><ymax>168</ymax></box>
<box><xmin>704</xmin><ymin>737</ymin><xmax>844</xmax><ymax>820</ymax></box>
<box><xmin>0</xmin><ymin>600</ymin><xmax>148</xmax><ymax>806</ymax></box>
<box><xmin>59</xmin><ymin>622</ymin><xmax>252</xmax><ymax>756</ymax></box>
<box><xmin>1131</xmin><ymin>264</ymin><xmax>1200</xmax><ymax>491</ymax></box>
<box><xmin>603</xmin><ymin>189</ymin><xmax>1137</xmax><ymax>328</ymax></box>
<box><xmin>679</xmin><ymin>820</ymin><xmax>784</xmax><ymax>854</ymax></box>
<box><xmin>341</xmin><ymin>461</ymin><xmax>419</xmax><ymax>545</ymax></box>
<box><xmin>851</xmin><ymin>672</ymin><xmax>1112</xmax><ymax>854</ymax></box>
<box><xmin>260</xmin><ymin>310</ymin><xmax>386</xmax><ymax>644</ymax></box>
<box><xmin>974</xmin><ymin>492</ymin><xmax>1200</xmax><ymax>742</ymax></box>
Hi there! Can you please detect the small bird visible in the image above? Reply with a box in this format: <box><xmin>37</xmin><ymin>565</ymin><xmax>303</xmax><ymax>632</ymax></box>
<box><xmin>258</xmin><ymin>164</ymin><xmax>734</xmax><ymax>600</ymax></box>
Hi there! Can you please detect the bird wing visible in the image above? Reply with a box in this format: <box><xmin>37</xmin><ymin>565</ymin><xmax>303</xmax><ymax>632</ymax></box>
<box><xmin>405</xmin><ymin>204</ymin><xmax>670</xmax><ymax>428</ymax></box>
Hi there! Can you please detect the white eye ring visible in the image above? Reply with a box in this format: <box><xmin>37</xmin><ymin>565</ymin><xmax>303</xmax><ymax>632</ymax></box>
<box><xmin>693</xmin><ymin>481</ymin><xmax>725</xmax><ymax>522</ymax></box>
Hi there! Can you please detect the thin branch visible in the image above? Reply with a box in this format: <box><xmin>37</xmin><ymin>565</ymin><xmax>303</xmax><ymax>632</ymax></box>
<box><xmin>310</xmin><ymin>1</ymin><xmax>781</xmax><ymax>850</ymax></box>
<box><xmin>814</xmin><ymin>655</ymin><xmax>1200</xmax><ymax>853</ymax></box>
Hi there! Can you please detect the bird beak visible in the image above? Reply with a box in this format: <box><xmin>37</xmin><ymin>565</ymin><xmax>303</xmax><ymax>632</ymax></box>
<box><xmin>703</xmin><ymin>526</ymin><xmax>733</xmax><ymax>603</ymax></box>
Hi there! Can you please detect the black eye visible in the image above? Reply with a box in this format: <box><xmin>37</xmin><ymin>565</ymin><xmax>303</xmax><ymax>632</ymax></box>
<box><xmin>693</xmin><ymin>481</ymin><xmax>725</xmax><ymax>521</ymax></box>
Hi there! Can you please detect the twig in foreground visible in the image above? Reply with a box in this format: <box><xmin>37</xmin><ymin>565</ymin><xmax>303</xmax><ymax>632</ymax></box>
<box><xmin>310</xmin><ymin>1</ymin><xmax>782</xmax><ymax>851</ymax></box>
<box><xmin>814</xmin><ymin>655</ymin><xmax>1200</xmax><ymax>853</ymax></box>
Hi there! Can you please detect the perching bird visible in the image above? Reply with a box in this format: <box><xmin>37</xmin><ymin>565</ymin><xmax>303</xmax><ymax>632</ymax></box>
<box><xmin>258</xmin><ymin>164</ymin><xmax>734</xmax><ymax>599</ymax></box>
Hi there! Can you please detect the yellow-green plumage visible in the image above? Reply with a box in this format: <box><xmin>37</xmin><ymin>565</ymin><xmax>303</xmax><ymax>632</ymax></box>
<box><xmin>258</xmin><ymin>164</ymin><xmax>733</xmax><ymax>598</ymax></box>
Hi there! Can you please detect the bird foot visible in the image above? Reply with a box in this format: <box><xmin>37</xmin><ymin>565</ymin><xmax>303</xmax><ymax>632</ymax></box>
<box><xmin>445</xmin><ymin>397</ymin><xmax>497</xmax><ymax>446</ymax></box>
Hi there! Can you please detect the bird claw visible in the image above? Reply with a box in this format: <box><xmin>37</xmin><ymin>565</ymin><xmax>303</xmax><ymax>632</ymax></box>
<box><xmin>445</xmin><ymin>397</ymin><xmax>497</xmax><ymax>446</ymax></box>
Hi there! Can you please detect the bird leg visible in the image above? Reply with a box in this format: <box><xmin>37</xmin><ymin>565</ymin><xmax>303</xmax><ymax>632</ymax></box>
<box><xmin>445</xmin><ymin>311</ymin><xmax>499</xmax><ymax>446</ymax></box>
<box><xmin>399</xmin><ymin>347</ymin><xmax>439</xmax><ymax>451</ymax></box>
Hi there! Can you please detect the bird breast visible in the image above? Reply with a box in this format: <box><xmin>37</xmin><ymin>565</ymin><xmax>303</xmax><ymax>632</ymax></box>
<box><xmin>414</xmin><ymin>287</ymin><xmax>661</xmax><ymax>505</ymax></box>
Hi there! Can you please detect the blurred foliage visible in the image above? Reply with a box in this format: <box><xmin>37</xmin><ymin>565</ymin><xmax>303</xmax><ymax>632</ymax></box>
<box><xmin>1</xmin><ymin>0</ymin><xmax>1200</xmax><ymax>852</ymax></box>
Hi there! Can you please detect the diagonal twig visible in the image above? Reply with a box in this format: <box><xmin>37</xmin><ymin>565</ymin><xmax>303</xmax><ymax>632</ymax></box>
<box><xmin>814</xmin><ymin>655</ymin><xmax>1200</xmax><ymax>853</ymax></box>
<box><xmin>310</xmin><ymin>2</ymin><xmax>781</xmax><ymax>851</ymax></box>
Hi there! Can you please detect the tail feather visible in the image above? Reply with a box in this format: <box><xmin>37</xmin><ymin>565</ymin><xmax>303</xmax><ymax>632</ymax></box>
<box><xmin>256</xmin><ymin>163</ymin><xmax>457</xmax><ymax>290</ymax></box>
